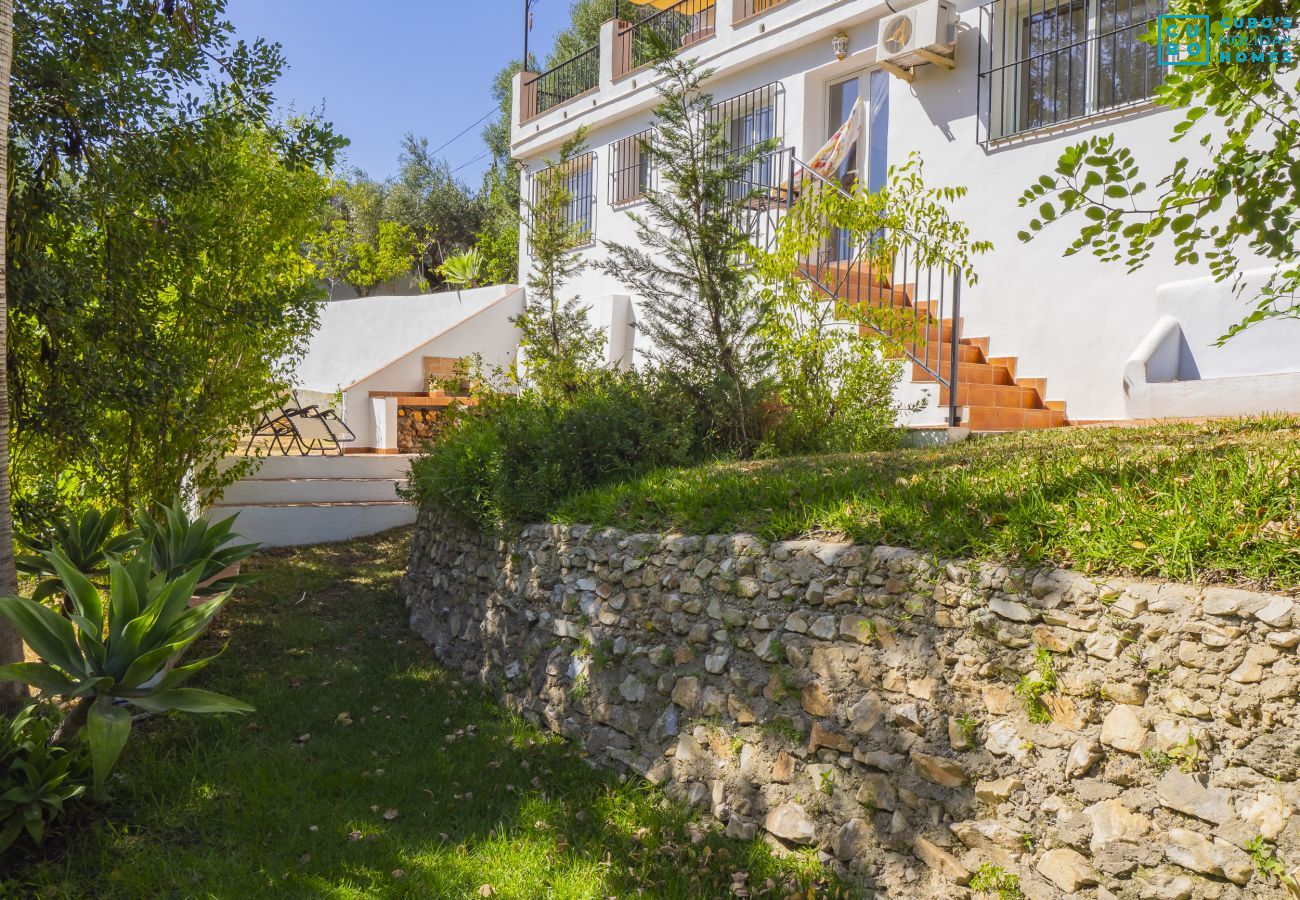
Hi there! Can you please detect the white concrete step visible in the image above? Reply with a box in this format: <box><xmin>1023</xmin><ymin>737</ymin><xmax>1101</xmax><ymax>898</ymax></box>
<box><xmin>218</xmin><ymin>477</ymin><xmax>406</xmax><ymax>505</ymax></box>
<box><xmin>218</xmin><ymin>454</ymin><xmax>414</xmax><ymax>480</ymax></box>
<box><xmin>210</xmin><ymin>501</ymin><xmax>416</xmax><ymax>548</ymax></box>
<box><xmin>895</xmin><ymin>372</ymin><xmax>947</xmax><ymax>427</ymax></box>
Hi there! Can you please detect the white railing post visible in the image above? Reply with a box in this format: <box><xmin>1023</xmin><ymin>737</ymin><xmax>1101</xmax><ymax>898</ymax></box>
<box><xmin>371</xmin><ymin>396</ymin><xmax>399</xmax><ymax>454</ymax></box>
<box><xmin>715</xmin><ymin>0</ymin><xmax>736</xmax><ymax>41</ymax></box>
<box><xmin>600</xmin><ymin>18</ymin><xmax>620</xmax><ymax>90</ymax></box>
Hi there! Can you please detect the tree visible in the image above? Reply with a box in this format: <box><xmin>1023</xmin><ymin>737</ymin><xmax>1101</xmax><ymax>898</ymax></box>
<box><xmin>1018</xmin><ymin>2</ymin><xmax>1297</xmax><ymax>340</ymax></box>
<box><xmin>384</xmin><ymin>134</ymin><xmax>485</xmax><ymax>288</ymax></box>
<box><xmin>599</xmin><ymin>54</ymin><xmax>774</xmax><ymax>454</ymax></box>
<box><xmin>8</xmin><ymin>0</ymin><xmax>344</xmax><ymax>522</ymax></box>
<box><xmin>13</xmin><ymin>112</ymin><xmax>336</xmax><ymax>515</ymax></box>
<box><xmin>313</xmin><ymin>175</ymin><xmax>419</xmax><ymax>298</ymax></box>
<box><xmin>0</xmin><ymin>0</ymin><xmax>22</xmax><ymax>717</ymax></box>
<box><xmin>476</xmin><ymin>60</ymin><xmax>525</xmax><ymax>286</ymax></box>
<box><xmin>516</xmin><ymin>131</ymin><xmax>606</xmax><ymax>399</ymax></box>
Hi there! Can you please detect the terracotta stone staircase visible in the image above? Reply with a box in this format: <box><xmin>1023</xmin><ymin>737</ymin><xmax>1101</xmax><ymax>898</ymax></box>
<box><xmin>753</xmin><ymin>155</ymin><xmax>1070</xmax><ymax>432</ymax></box>
<box><xmin>806</xmin><ymin>264</ymin><xmax>1070</xmax><ymax>431</ymax></box>
<box><xmin>914</xmin><ymin>340</ymin><xmax>1071</xmax><ymax>431</ymax></box>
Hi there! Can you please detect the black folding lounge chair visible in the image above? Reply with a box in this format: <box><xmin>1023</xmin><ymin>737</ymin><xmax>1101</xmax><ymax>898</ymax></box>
<box><xmin>246</xmin><ymin>392</ymin><xmax>356</xmax><ymax>456</ymax></box>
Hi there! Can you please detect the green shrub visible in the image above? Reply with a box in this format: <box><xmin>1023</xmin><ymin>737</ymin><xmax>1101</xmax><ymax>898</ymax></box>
<box><xmin>408</xmin><ymin>371</ymin><xmax>703</xmax><ymax>530</ymax></box>
<box><xmin>970</xmin><ymin>862</ymin><xmax>1023</xmax><ymax>898</ymax></box>
<box><xmin>0</xmin><ymin>552</ymin><xmax>254</xmax><ymax>791</ymax></box>
<box><xmin>16</xmin><ymin>507</ymin><xmax>141</xmax><ymax>604</ymax></box>
<box><xmin>0</xmin><ymin>501</ymin><xmax>260</xmax><ymax>792</ymax></box>
<box><xmin>135</xmin><ymin>498</ymin><xmax>259</xmax><ymax>595</ymax></box>
<box><xmin>0</xmin><ymin>705</ymin><xmax>92</xmax><ymax>853</ymax></box>
<box><xmin>1015</xmin><ymin>648</ymin><xmax>1058</xmax><ymax>724</ymax></box>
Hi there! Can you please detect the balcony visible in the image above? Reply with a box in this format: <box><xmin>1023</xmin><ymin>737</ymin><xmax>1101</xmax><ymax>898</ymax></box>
<box><xmin>735</xmin><ymin>0</ymin><xmax>792</xmax><ymax>21</ymax></box>
<box><xmin>521</xmin><ymin>44</ymin><xmax>601</xmax><ymax>122</ymax></box>
<box><xmin>613</xmin><ymin>0</ymin><xmax>718</xmax><ymax>80</ymax></box>
<box><xmin>512</xmin><ymin>0</ymin><xmax>871</xmax><ymax>134</ymax></box>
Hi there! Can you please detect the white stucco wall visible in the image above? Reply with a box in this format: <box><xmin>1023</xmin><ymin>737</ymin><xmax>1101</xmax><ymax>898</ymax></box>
<box><xmin>1122</xmin><ymin>269</ymin><xmax>1300</xmax><ymax>418</ymax></box>
<box><xmin>295</xmin><ymin>286</ymin><xmax>524</xmax><ymax>449</ymax></box>
<box><xmin>1151</xmin><ymin>268</ymin><xmax>1300</xmax><ymax>380</ymax></box>
<box><xmin>511</xmin><ymin>0</ymin><xmax>1282</xmax><ymax>422</ymax></box>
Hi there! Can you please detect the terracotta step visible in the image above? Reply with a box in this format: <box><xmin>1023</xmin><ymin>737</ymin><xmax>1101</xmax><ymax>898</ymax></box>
<box><xmin>986</xmin><ymin>356</ymin><xmax>1017</xmax><ymax>379</ymax></box>
<box><xmin>940</xmin><ymin>383</ymin><xmax>1046</xmax><ymax>410</ymax></box>
<box><xmin>887</xmin><ymin>345</ymin><xmax>984</xmax><ymax>369</ymax></box>
<box><xmin>965</xmin><ymin>406</ymin><xmax>1069</xmax><ymax>431</ymax></box>
<box><xmin>841</xmin><ymin>283</ymin><xmax>914</xmax><ymax>305</ymax></box>
<box><xmin>911</xmin><ymin>299</ymin><xmax>962</xmax><ymax>320</ymax></box>
<box><xmin>912</xmin><ymin>361</ymin><xmax>1015</xmax><ymax>385</ymax></box>
<box><xmin>801</xmin><ymin>267</ymin><xmax>915</xmax><ymax>303</ymax></box>
<box><xmin>865</xmin><ymin>320</ymin><xmax>962</xmax><ymax>344</ymax></box>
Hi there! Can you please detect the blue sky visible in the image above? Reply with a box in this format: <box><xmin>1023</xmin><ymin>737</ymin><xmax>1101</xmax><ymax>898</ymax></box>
<box><xmin>224</xmin><ymin>0</ymin><xmax>570</xmax><ymax>184</ymax></box>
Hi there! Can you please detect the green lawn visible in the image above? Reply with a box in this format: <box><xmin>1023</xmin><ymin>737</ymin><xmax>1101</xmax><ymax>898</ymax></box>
<box><xmin>556</xmin><ymin>417</ymin><xmax>1300</xmax><ymax>591</ymax></box>
<box><xmin>6</xmin><ymin>530</ymin><xmax>851</xmax><ymax>899</ymax></box>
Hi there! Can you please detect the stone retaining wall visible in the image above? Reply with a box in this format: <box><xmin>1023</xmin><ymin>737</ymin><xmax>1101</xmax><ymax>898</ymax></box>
<box><xmin>404</xmin><ymin>511</ymin><xmax>1300</xmax><ymax>899</ymax></box>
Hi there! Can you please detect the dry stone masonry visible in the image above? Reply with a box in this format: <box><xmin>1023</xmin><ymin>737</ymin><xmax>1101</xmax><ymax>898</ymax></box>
<box><xmin>404</xmin><ymin>512</ymin><xmax>1300</xmax><ymax>899</ymax></box>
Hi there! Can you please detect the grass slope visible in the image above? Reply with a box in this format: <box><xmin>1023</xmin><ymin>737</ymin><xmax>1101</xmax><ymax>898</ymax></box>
<box><xmin>556</xmin><ymin>418</ymin><xmax>1300</xmax><ymax>591</ymax></box>
<box><xmin>6</xmin><ymin>530</ymin><xmax>851</xmax><ymax>899</ymax></box>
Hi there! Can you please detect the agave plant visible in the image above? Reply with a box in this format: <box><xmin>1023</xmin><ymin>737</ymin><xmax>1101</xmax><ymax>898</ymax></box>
<box><xmin>135</xmin><ymin>499</ymin><xmax>258</xmax><ymax>596</ymax></box>
<box><xmin>0</xmin><ymin>706</ymin><xmax>90</xmax><ymax>851</ymax></box>
<box><xmin>0</xmin><ymin>550</ymin><xmax>252</xmax><ymax>790</ymax></box>
<box><xmin>436</xmin><ymin>247</ymin><xmax>484</xmax><ymax>292</ymax></box>
<box><xmin>16</xmin><ymin>508</ymin><xmax>141</xmax><ymax>602</ymax></box>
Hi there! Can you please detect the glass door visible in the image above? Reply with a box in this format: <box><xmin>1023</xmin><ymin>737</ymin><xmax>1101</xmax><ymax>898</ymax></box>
<box><xmin>826</xmin><ymin>76</ymin><xmax>862</xmax><ymax>262</ymax></box>
<box><xmin>827</xmin><ymin>76</ymin><xmax>861</xmax><ymax>192</ymax></box>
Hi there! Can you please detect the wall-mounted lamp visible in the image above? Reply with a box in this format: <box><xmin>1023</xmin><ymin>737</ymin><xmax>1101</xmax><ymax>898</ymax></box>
<box><xmin>832</xmin><ymin>31</ymin><xmax>850</xmax><ymax>61</ymax></box>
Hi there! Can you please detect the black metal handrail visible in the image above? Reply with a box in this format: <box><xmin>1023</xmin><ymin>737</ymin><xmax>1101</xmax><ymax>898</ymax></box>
<box><xmin>528</xmin><ymin>44</ymin><xmax>600</xmax><ymax>119</ymax></box>
<box><xmin>615</xmin><ymin>0</ymin><xmax>717</xmax><ymax>76</ymax></box>
<box><xmin>741</xmin><ymin>149</ymin><xmax>964</xmax><ymax>426</ymax></box>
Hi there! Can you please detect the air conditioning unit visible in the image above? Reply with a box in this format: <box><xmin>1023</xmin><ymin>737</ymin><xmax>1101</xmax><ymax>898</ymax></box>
<box><xmin>878</xmin><ymin>0</ymin><xmax>958</xmax><ymax>74</ymax></box>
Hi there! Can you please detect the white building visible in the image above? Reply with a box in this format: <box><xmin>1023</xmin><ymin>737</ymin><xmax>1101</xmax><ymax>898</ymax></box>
<box><xmin>509</xmin><ymin>0</ymin><xmax>1298</xmax><ymax>428</ymax></box>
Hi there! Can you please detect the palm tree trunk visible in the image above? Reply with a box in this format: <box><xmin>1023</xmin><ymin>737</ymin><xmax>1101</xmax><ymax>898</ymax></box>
<box><xmin>0</xmin><ymin>0</ymin><xmax>27</xmax><ymax>717</ymax></box>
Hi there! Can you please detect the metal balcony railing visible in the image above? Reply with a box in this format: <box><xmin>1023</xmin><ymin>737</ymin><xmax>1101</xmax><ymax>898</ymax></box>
<box><xmin>523</xmin><ymin>44</ymin><xmax>600</xmax><ymax>121</ymax></box>
<box><xmin>527</xmin><ymin>151</ymin><xmax>598</xmax><ymax>249</ymax></box>
<box><xmin>614</xmin><ymin>0</ymin><xmax>717</xmax><ymax>78</ymax></box>
<box><xmin>736</xmin><ymin>0</ymin><xmax>793</xmax><ymax>19</ymax></box>
<box><xmin>609</xmin><ymin>129</ymin><xmax>656</xmax><ymax>205</ymax></box>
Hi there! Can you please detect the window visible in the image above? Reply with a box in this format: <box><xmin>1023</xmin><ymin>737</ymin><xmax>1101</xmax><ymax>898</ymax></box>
<box><xmin>707</xmin><ymin>82</ymin><xmax>784</xmax><ymax>155</ymax></box>
<box><xmin>977</xmin><ymin>0</ymin><xmax>1165</xmax><ymax>143</ymax></box>
<box><xmin>529</xmin><ymin>151</ymin><xmax>597</xmax><ymax>248</ymax></box>
<box><xmin>706</xmin><ymin>82</ymin><xmax>786</xmax><ymax>198</ymax></box>
<box><xmin>609</xmin><ymin>129</ymin><xmax>654</xmax><ymax>205</ymax></box>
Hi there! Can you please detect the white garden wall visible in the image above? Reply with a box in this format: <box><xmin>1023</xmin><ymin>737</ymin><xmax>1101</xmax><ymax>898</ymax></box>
<box><xmin>296</xmin><ymin>286</ymin><xmax>524</xmax><ymax>451</ymax></box>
